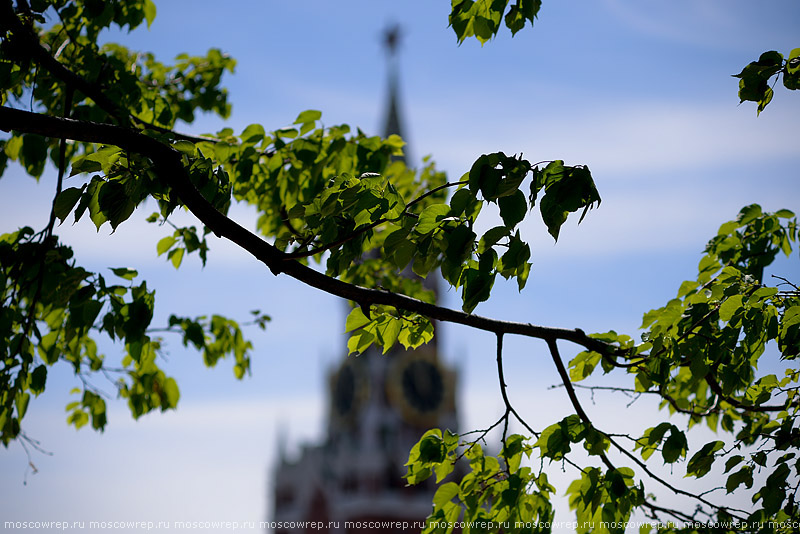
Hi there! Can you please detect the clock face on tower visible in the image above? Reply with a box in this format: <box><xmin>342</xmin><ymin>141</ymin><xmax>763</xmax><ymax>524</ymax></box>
<box><xmin>401</xmin><ymin>359</ymin><xmax>444</xmax><ymax>412</ymax></box>
<box><xmin>387</xmin><ymin>350</ymin><xmax>451</xmax><ymax>427</ymax></box>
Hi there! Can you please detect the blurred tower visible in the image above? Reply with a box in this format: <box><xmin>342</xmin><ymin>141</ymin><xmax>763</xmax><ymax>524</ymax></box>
<box><xmin>271</xmin><ymin>25</ymin><xmax>460</xmax><ymax>534</ymax></box>
<box><xmin>382</xmin><ymin>24</ymin><xmax>407</xmax><ymax>161</ymax></box>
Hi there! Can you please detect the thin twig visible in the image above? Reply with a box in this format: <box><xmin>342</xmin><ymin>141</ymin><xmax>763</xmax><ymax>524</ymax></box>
<box><xmin>545</xmin><ymin>337</ymin><xmax>749</xmax><ymax>520</ymax></box>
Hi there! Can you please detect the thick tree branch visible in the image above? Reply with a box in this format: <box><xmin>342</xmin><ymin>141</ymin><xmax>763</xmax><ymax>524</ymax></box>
<box><xmin>4</xmin><ymin>106</ymin><xmax>752</xmax><ymax>522</ymax></box>
<box><xmin>0</xmin><ymin>106</ymin><xmax>613</xmax><ymax>356</ymax></box>
<box><xmin>0</xmin><ymin>107</ymin><xmax>762</xmax><ymax>521</ymax></box>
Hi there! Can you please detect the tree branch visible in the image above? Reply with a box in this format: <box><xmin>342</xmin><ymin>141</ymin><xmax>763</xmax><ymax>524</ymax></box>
<box><xmin>0</xmin><ymin>106</ymin><xmax>758</xmax><ymax>521</ymax></box>
<box><xmin>0</xmin><ymin>106</ymin><xmax>614</xmax><ymax>356</ymax></box>
<box><xmin>705</xmin><ymin>372</ymin><xmax>787</xmax><ymax>413</ymax></box>
<box><xmin>560</xmin><ymin>383</ymin><xmax>721</xmax><ymax>417</ymax></box>
<box><xmin>1</xmin><ymin>0</ymin><xmax>130</xmax><ymax>125</ymax></box>
<box><xmin>1</xmin><ymin>1</ymin><xmax>221</xmax><ymax>144</ymax></box>
<box><xmin>545</xmin><ymin>337</ymin><xmax>748</xmax><ymax>520</ymax></box>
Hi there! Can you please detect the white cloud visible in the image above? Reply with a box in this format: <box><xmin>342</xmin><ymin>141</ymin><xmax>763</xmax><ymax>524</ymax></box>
<box><xmin>417</xmin><ymin>97</ymin><xmax>798</xmax><ymax>179</ymax></box>
<box><xmin>600</xmin><ymin>0</ymin><xmax>796</xmax><ymax>50</ymax></box>
<box><xmin>409</xmin><ymin>96</ymin><xmax>798</xmax><ymax>256</ymax></box>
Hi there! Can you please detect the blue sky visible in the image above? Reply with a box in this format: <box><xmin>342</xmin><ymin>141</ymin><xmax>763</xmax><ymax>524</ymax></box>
<box><xmin>1</xmin><ymin>1</ymin><xmax>799</xmax><ymax>531</ymax></box>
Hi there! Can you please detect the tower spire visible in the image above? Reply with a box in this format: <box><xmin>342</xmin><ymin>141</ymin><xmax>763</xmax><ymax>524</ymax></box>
<box><xmin>382</xmin><ymin>24</ymin><xmax>406</xmax><ymax>159</ymax></box>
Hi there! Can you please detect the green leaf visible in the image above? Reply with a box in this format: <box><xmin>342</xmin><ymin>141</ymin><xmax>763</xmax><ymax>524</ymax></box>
<box><xmin>30</xmin><ymin>365</ymin><xmax>47</xmax><ymax>396</ymax></box>
<box><xmin>20</xmin><ymin>134</ymin><xmax>48</xmax><ymax>178</ymax></box>
<box><xmin>172</xmin><ymin>140</ymin><xmax>196</xmax><ymax>155</ymax></box>
<box><xmin>162</xmin><ymin>377</ymin><xmax>180</xmax><ymax>408</ymax></box>
<box><xmin>504</xmin><ymin>0</ymin><xmax>541</xmax><ymax>35</ymax></box>
<box><xmin>168</xmin><ymin>247</ymin><xmax>185</xmax><ymax>269</ymax></box>
<box><xmin>444</xmin><ymin>225</ymin><xmax>475</xmax><ymax>264</ymax></box>
<box><xmin>347</xmin><ymin>329</ymin><xmax>375</xmax><ymax>355</ymax></box>
<box><xmin>461</xmin><ymin>258</ymin><xmax>496</xmax><ymax>313</ymax></box>
<box><xmin>498</xmin><ymin>190</ymin><xmax>527</xmax><ymax>228</ymax></box>
<box><xmin>384</xmin><ymin>134</ymin><xmax>405</xmax><ymax>153</ymax></box>
<box><xmin>433</xmin><ymin>482</ymin><xmax>460</xmax><ymax>511</ymax></box>
<box><xmin>719</xmin><ymin>295</ymin><xmax>743</xmax><ymax>322</ymax></box>
<box><xmin>734</xmin><ymin>51</ymin><xmax>785</xmax><ymax>114</ymax></box>
<box><xmin>157</xmin><ymin>236</ymin><xmax>176</xmax><ymax>256</ymax></box>
<box><xmin>498</xmin><ymin>232</ymin><xmax>531</xmax><ymax>290</ymax></box>
<box><xmin>785</xmin><ymin>48</ymin><xmax>800</xmax><ymax>90</ymax></box>
<box><xmin>110</xmin><ymin>267</ymin><xmax>138</xmax><ymax>280</ymax></box>
<box><xmin>569</xmin><ymin>351</ymin><xmax>601</xmax><ymax>382</ymax></box>
<box><xmin>376</xmin><ymin>317</ymin><xmax>401</xmax><ymax>353</ymax></box>
<box><xmin>501</xmin><ymin>434</ymin><xmax>526</xmax><ymax>473</ymax></box>
<box><xmin>686</xmin><ymin>440</ymin><xmax>724</xmax><ymax>478</ymax></box>
<box><xmin>4</xmin><ymin>135</ymin><xmax>22</xmax><ymax>160</ymax></box>
<box><xmin>726</xmin><ymin>466</ymin><xmax>753</xmax><ymax>493</ymax></box>
<box><xmin>638</xmin><ymin>423</ymin><xmax>671</xmax><ymax>460</ymax></box>
<box><xmin>419</xmin><ymin>433</ymin><xmax>446</xmax><ymax>463</ymax></box>
<box><xmin>662</xmin><ymin>427</ymin><xmax>687</xmax><ymax>464</ymax></box>
<box><xmin>478</xmin><ymin>226</ymin><xmax>509</xmax><ymax>253</ymax></box>
<box><xmin>53</xmin><ymin>187</ymin><xmax>85</xmax><ymax>222</ymax></box>
<box><xmin>535</xmin><ymin>422</ymin><xmax>570</xmax><ymax>460</ymax></box>
<box><xmin>241</xmin><ymin>124</ymin><xmax>266</xmax><ymax>144</ymax></box>
<box><xmin>535</xmin><ymin>161</ymin><xmax>601</xmax><ymax>241</ymax></box>
<box><xmin>724</xmin><ymin>455</ymin><xmax>743</xmax><ymax>473</ymax></box>
<box><xmin>345</xmin><ymin>307</ymin><xmax>370</xmax><ymax>333</ymax></box>
<box><xmin>67</xmin><ymin>409</ymin><xmax>89</xmax><ymax>429</ymax></box>
<box><xmin>143</xmin><ymin>0</ymin><xmax>156</xmax><ymax>27</ymax></box>
<box><xmin>98</xmin><ymin>181</ymin><xmax>136</xmax><ymax>230</ymax></box>
<box><xmin>415</xmin><ymin>204</ymin><xmax>451</xmax><ymax>234</ymax></box>
<box><xmin>15</xmin><ymin>392</ymin><xmax>30</xmax><ymax>419</ymax></box>
<box><xmin>294</xmin><ymin>110</ymin><xmax>322</xmax><ymax>125</ymax></box>
<box><xmin>449</xmin><ymin>0</ymin><xmax>511</xmax><ymax>44</ymax></box>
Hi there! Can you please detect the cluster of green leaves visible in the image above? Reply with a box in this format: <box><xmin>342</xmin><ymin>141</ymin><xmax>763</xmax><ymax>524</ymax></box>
<box><xmin>534</xmin><ymin>415</ymin><xmax>645</xmax><ymax>532</ymax></box>
<box><xmin>405</xmin><ymin>425</ymin><xmax>642</xmax><ymax>534</ymax></box>
<box><xmin>734</xmin><ymin>48</ymin><xmax>800</xmax><ymax>114</ymax></box>
<box><xmin>380</xmin><ymin>153</ymin><xmax>600</xmax><ymax>314</ymax></box>
<box><xmin>344</xmin><ymin>304</ymin><xmax>435</xmax><ymax>355</ymax></box>
<box><xmin>405</xmin><ymin>429</ymin><xmax>556</xmax><ymax>534</ymax></box>
<box><xmin>0</xmin><ymin>229</ymin><xmax>146</xmax><ymax>440</ymax></box>
<box><xmin>166</xmin><ymin>311</ymin><xmax>268</xmax><ymax>380</ymax></box>
<box><xmin>536</xmin><ymin>414</ymin><xmax>609</xmax><ymax>461</ymax></box>
<box><xmin>1</xmin><ymin>0</ymin><xmax>233</xmax><ymax>125</ymax></box>
<box><xmin>341</xmin><ymin>154</ymin><xmax>598</xmax><ymax>358</ymax></box>
<box><xmin>0</xmin><ymin>0</ymin><xmax>268</xmax><ymax>443</ymax></box>
<box><xmin>449</xmin><ymin>0</ymin><xmax>541</xmax><ymax>44</ymax></box>
<box><xmin>0</xmin><ymin>0</ymin><xmax>234</xmax><ymax>182</ymax></box>
<box><xmin>406</xmin><ymin>206</ymin><xmax>799</xmax><ymax>531</ymax></box>
<box><xmin>565</xmin><ymin>467</ymin><xmax>643</xmax><ymax>534</ymax></box>
<box><xmin>576</xmin><ymin>207</ymin><xmax>799</xmax><ymax>524</ymax></box>
<box><xmin>192</xmin><ymin>111</ymin><xmax>443</xmax><ymax>283</ymax></box>
<box><xmin>0</xmin><ymin>224</ymin><xmax>261</xmax><ymax>442</ymax></box>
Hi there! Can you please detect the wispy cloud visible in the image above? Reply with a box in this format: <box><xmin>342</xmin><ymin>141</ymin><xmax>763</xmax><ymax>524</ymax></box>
<box><xmin>600</xmin><ymin>0</ymin><xmax>797</xmax><ymax>51</ymax></box>
<box><xmin>415</xmin><ymin>97</ymin><xmax>799</xmax><ymax>179</ymax></box>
